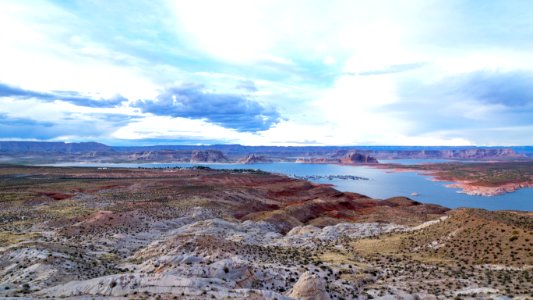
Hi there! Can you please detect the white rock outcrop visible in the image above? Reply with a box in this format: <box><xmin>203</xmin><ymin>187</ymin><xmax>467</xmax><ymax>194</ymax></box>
<box><xmin>288</xmin><ymin>271</ymin><xmax>331</xmax><ymax>300</ymax></box>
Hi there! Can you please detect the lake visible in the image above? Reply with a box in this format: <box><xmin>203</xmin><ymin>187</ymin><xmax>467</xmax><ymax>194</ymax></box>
<box><xmin>48</xmin><ymin>162</ymin><xmax>533</xmax><ymax>211</ymax></box>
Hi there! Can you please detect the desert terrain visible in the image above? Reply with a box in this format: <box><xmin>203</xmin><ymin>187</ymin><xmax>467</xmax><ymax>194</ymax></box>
<box><xmin>0</xmin><ymin>165</ymin><xmax>531</xmax><ymax>299</ymax></box>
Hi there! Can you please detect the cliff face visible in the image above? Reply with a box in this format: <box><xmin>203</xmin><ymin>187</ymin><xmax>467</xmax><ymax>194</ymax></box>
<box><xmin>339</xmin><ymin>151</ymin><xmax>378</xmax><ymax>164</ymax></box>
<box><xmin>371</xmin><ymin>148</ymin><xmax>522</xmax><ymax>159</ymax></box>
<box><xmin>191</xmin><ymin>150</ymin><xmax>229</xmax><ymax>163</ymax></box>
<box><xmin>237</xmin><ymin>154</ymin><xmax>273</xmax><ymax>164</ymax></box>
<box><xmin>128</xmin><ymin>150</ymin><xmax>189</xmax><ymax>161</ymax></box>
<box><xmin>450</xmin><ymin>148</ymin><xmax>519</xmax><ymax>159</ymax></box>
<box><xmin>296</xmin><ymin>151</ymin><xmax>378</xmax><ymax>165</ymax></box>
<box><xmin>0</xmin><ymin>141</ymin><xmax>525</xmax><ymax>164</ymax></box>
<box><xmin>126</xmin><ymin>150</ymin><xmax>229</xmax><ymax>163</ymax></box>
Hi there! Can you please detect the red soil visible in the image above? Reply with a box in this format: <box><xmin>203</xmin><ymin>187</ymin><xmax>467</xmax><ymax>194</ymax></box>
<box><xmin>37</xmin><ymin>192</ymin><xmax>73</xmax><ymax>200</ymax></box>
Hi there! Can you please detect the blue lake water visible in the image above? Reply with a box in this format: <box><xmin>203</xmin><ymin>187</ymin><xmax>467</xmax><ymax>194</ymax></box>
<box><xmin>50</xmin><ymin>162</ymin><xmax>533</xmax><ymax>211</ymax></box>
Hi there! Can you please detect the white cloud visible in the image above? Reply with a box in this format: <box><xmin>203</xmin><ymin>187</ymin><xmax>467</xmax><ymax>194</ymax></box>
<box><xmin>169</xmin><ymin>0</ymin><xmax>280</xmax><ymax>63</ymax></box>
<box><xmin>111</xmin><ymin>115</ymin><xmax>254</xmax><ymax>142</ymax></box>
<box><xmin>167</xmin><ymin>0</ymin><xmax>439</xmax><ymax>64</ymax></box>
<box><xmin>323</xmin><ymin>55</ymin><xmax>336</xmax><ymax>66</ymax></box>
<box><xmin>0</xmin><ymin>0</ymin><xmax>532</xmax><ymax>145</ymax></box>
<box><xmin>0</xmin><ymin>2</ymin><xmax>158</xmax><ymax>100</ymax></box>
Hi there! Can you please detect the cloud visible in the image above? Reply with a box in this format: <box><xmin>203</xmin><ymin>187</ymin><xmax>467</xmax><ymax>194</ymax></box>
<box><xmin>382</xmin><ymin>70</ymin><xmax>533</xmax><ymax>138</ymax></box>
<box><xmin>443</xmin><ymin>71</ymin><xmax>533</xmax><ymax>107</ymax></box>
<box><xmin>354</xmin><ymin>63</ymin><xmax>427</xmax><ymax>76</ymax></box>
<box><xmin>133</xmin><ymin>84</ymin><xmax>280</xmax><ymax>132</ymax></box>
<box><xmin>1</xmin><ymin>1</ymin><xmax>533</xmax><ymax>145</ymax></box>
<box><xmin>0</xmin><ymin>83</ymin><xmax>46</xmax><ymax>99</ymax></box>
<box><xmin>53</xmin><ymin>91</ymin><xmax>127</xmax><ymax>108</ymax></box>
<box><xmin>0</xmin><ymin>119</ymin><xmax>57</xmax><ymax>140</ymax></box>
<box><xmin>0</xmin><ymin>82</ymin><xmax>127</xmax><ymax>108</ymax></box>
<box><xmin>0</xmin><ymin>96</ymin><xmax>139</xmax><ymax>142</ymax></box>
<box><xmin>0</xmin><ymin>113</ymin><xmax>76</xmax><ymax>140</ymax></box>
<box><xmin>398</xmin><ymin>70</ymin><xmax>533</xmax><ymax>111</ymax></box>
<box><xmin>0</xmin><ymin>113</ymin><xmax>107</xmax><ymax>141</ymax></box>
<box><xmin>236</xmin><ymin>80</ymin><xmax>258</xmax><ymax>92</ymax></box>
<box><xmin>111</xmin><ymin>115</ymin><xmax>259</xmax><ymax>144</ymax></box>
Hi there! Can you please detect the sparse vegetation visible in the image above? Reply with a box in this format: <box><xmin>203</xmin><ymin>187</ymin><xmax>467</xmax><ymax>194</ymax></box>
<box><xmin>0</xmin><ymin>165</ymin><xmax>530</xmax><ymax>299</ymax></box>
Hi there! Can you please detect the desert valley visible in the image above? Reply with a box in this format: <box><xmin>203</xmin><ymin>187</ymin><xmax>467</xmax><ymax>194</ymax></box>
<box><xmin>0</xmin><ymin>144</ymin><xmax>532</xmax><ymax>299</ymax></box>
<box><xmin>2</xmin><ymin>1</ymin><xmax>533</xmax><ymax>299</ymax></box>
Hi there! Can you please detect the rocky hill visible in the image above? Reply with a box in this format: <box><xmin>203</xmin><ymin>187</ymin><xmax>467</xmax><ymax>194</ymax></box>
<box><xmin>191</xmin><ymin>150</ymin><xmax>229</xmax><ymax>163</ymax></box>
<box><xmin>351</xmin><ymin>209</ymin><xmax>533</xmax><ymax>297</ymax></box>
<box><xmin>296</xmin><ymin>151</ymin><xmax>378</xmax><ymax>165</ymax></box>
<box><xmin>238</xmin><ymin>154</ymin><xmax>273</xmax><ymax>164</ymax></box>
<box><xmin>0</xmin><ymin>165</ymin><xmax>530</xmax><ymax>299</ymax></box>
<box><xmin>398</xmin><ymin>208</ymin><xmax>533</xmax><ymax>266</ymax></box>
<box><xmin>126</xmin><ymin>150</ymin><xmax>229</xmax><ymax>163</ymax></box>
<box><xmin>339</xmin><ymin>151</ymin><xmax>379</xmax><ymax>164</ymax></box>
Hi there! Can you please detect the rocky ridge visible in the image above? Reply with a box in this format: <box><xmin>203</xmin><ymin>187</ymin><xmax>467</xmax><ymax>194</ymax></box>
<box><xmin>0</xmin><ymin>141</ymin><xmax>525</xmax><ymax>164</ymax></box>
<box><xmin>238</xmin><ymin>154</ymin><xmax>273</xmax><ymax>164</ymax></box>
<box><xmin>296</xmin><ymin>151</ymin><xmax>378</xmax><ymax>165</ymax></box>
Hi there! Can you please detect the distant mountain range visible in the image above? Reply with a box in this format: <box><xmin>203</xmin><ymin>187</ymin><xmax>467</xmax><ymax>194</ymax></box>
<box><xmin>0</xmin><ymin>141</ymin><xmax>529</xmax><ymax>164</ymax></box>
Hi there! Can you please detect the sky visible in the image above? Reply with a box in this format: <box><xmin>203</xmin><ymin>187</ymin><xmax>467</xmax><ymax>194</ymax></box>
<box><xmin>0</xmin><ymin>0</ymin><xmax>532</xmax><ymax>146</ymax></box>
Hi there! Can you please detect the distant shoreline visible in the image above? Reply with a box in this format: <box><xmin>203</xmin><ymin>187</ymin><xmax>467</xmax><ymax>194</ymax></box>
<box><xmin>373</xmin><ymin>162</ymin><xmax>533</xmax><ymax>196</ymax></box>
